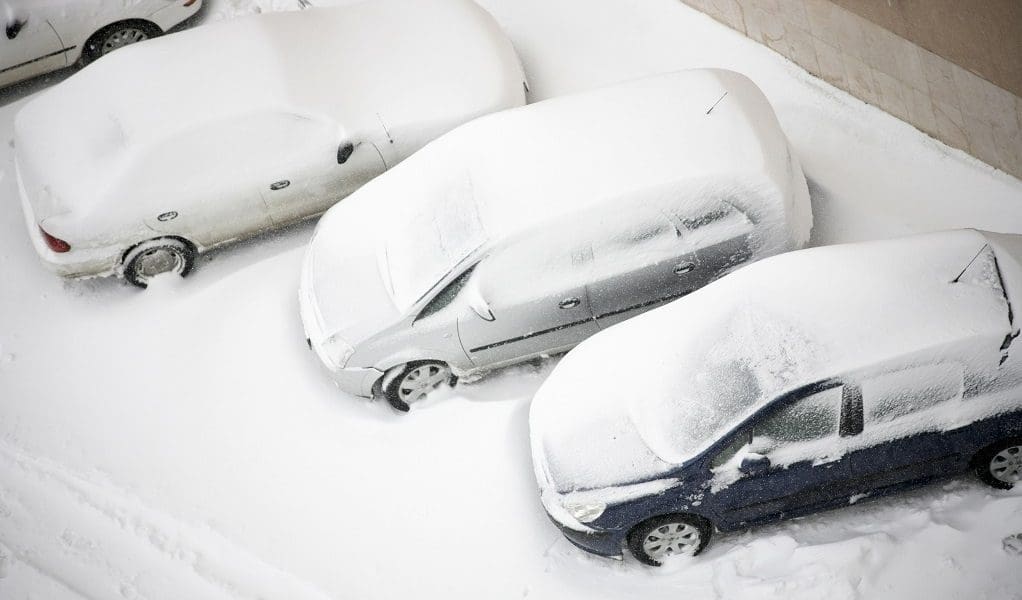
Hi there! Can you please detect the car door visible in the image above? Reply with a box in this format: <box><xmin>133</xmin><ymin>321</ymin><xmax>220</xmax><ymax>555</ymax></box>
<box><xmin>669</xmin><ymin>199</ymin><xmax>756</xmax><ymax>289</ymax></box>
<box><xmin>457</xmin><ymin>240</ymin><xmax>599</xmax><ymax>369</ymax></box>
<box><xmin>259</xmin><ymin>115</ymin><xmax>386</xmax><ymax>226</ymax></box>
<box><xmin>843</xmin><ymin>363</ymin><xmax>965</xmax><ymax>495</ymax></box>
<box><xmin>137</xmin><ymin>113</ymin><xmax>276</xmax><ymax>246</ymax></box>
<box><xmin>0</xmin><ymin>7</ymin><xmax>68</xmax><ymax>88</ymax></box>
<box><xmin>708</xmin><ymin>384</ymin><xmax>858</xmax><ymax>527</ymax></box>
<box><xmin>587</xmin><ymin>214</ymin><xmax>702</xmax><ymax>329</ymax></box>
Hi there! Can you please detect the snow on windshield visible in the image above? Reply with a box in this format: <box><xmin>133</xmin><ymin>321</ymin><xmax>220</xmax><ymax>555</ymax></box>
<box><xmin>631</xmin><ymin>302</ymin><xmax>828</xmax><ymax>464</ymax></box>
<box><xmin>383</xmin><ymin>178</ymin><xmax>486</xmax><ymax>311</ymax></box>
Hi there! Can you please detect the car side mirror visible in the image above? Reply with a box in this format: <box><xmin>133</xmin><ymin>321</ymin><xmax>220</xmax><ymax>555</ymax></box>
<box><xmin>469</xmin><ymin>294</ymin><xmax>494</xmax><ymax>322</ymax></box>
<box><xmin>6</xmin><ymin>18</ymin><xmax>26</xmax><ymax>40</ymax></box>
<box><xmin>738</xmin><ymin>453</ymin><xmax>771</xmax><ymax>476</ymax></box>
<box><xmin>337</xmin><ymin>141</ymin><xmax>355</xmax><ymax>164</ymax></box>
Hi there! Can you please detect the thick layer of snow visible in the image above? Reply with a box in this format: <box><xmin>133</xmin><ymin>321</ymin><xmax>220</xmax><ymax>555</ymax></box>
<box><xmin>535</xmin><ymin>230</ymin><xmax>1017</xmax><ymax>481</ymax></box>
<box><xmin>2</xmin><ymin>0</ymin><xmax>1022</xmax><ymax>599</ymax></box>
<box><xmin>14</xmin><ymin>0</ymin><xmax>525</xmax><ymax>257</ymax></box>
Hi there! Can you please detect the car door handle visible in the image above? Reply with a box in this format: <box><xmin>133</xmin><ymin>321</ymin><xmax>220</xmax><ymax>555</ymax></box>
<box><xmin>270</xmin><ymin>180</ymin><xmax>291</xmax><ymax>191</ymax></box>
<box><xmin>559</xmin><ymin>297</ymin><xmax>581</xmax><ymax>309</ymax></box>
<box><xmin>674</xmin><ymin>262</ymin><xmax>695</xmax><ymax>276</ymax></box>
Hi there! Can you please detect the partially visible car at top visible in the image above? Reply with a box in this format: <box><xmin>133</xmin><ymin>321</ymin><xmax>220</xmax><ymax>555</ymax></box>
<box><xmin>299</xmin><ymin>68</ymin><xmax>812</xmax><ymax>412</ymax></box>
<box><xmin>14</xmin><ymin>0</ymin><xmax>527</xmax><ymax>287</ymax></box>
<box><xmin>530</xmin><ymin>229</ymin><xmax>1022</xmax><ymax>566</ymax></box>
<box><xmin>1</xmin><ymin>0</ymin><xmax>202</xmax><ymax>90</ymax></box>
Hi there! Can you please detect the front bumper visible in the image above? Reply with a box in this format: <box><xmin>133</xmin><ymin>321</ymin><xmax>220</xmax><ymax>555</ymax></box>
<box><xmin>298</xmin><ymin>271</ymin><xmax>383</xmax><ymax>398</ymax></box>
<box><xmin>532</xmin><ymin>442</ymin><xmax>624</xmax><ymax>558</ymax></box>
<box><xmin>552</xmin><ymin>518</ymin><xmax>624</xmax><ymax>558</ymax></box>
<box><xmin>16</xmin><ymin>160</ymin><xmax>119</xmax><ymax>278</ymax></box>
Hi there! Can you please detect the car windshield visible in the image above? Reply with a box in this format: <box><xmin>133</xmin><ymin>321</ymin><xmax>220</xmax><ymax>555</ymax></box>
<box><xmin>381</xmin><ymin>184</ymin><xmax>487</xmax><ymax>312</ymax></box>
<box><xmin>629</xmin><ymin>305</ymin><xmax>827</xmax><ymax>464</ymax></box>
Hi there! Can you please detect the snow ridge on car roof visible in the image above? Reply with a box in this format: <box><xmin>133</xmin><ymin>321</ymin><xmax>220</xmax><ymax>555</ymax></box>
<box><xmin>464</xmin><ymin>69</ymin><xmax>798</xmax><ymax>239</ymax></box>
<box><xmin>13</xmin><ymin>0</ymin><xmax>516</xmax><ymax>216</ymax></box>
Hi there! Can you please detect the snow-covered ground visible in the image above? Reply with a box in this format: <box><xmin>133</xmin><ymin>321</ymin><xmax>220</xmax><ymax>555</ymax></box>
<box><xmin>2</xmin><ymin>1</ymin><xmax>1022</xmax><ymax>599</ymax></box>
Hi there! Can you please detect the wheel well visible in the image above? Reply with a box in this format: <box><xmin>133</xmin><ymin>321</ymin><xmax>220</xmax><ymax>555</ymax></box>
<box><xmin>627</xmin><ymin>512</ymin><xmax>715</xmax><ymax>542</ymax></box>
<box><xmin>83</xmin><ymin>19</ymin><xmax>163</xmax><ymax>62</ymax></box>
<box><xmin>971</xmin><ymin>436</ymin><xmax>1022</xmax><ymax>467</ymax></box>
<box><xmin>120</xmin><ymin>236</ymin><xmax>197</xmax><ymax>268</ymax></box>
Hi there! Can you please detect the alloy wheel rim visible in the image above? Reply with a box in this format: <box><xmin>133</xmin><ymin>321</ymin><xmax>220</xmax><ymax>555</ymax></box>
<box><xmin>135</xmin><ymin>248</ymin><xmax>184</xmax><ymax>284</ymax></box>
<box><xmin>397</xmin><ymin>365</ymin><xmax>449</xmax><ymax>403</ymax></box>
<box><xmin>102</xmin><ymin>28</ymin><xmax>148</xmax><ymax>54</ymax></box>
<box><xmin>990</xmin><ymin>445</ymin><xmax>1022</xmax><ymax>483</ymax></box>
<box><xmin>642</xmin><ymin>522</ymin><xmax>700</xmax><ymax>561</ymax></box>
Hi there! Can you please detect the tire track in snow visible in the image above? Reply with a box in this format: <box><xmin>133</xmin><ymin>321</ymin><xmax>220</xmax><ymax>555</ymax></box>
<box><xmin>0</xmin><ymin>440</ymin><xmax>336</xmax><ymax>600</ymax></box>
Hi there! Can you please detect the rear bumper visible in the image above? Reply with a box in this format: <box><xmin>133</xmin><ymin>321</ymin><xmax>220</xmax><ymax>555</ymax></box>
<box><xmin>147</xmin><ymin>0</ymin><xmax>205</xmax><ymax>32</ymax></box>
<box><xmin>16</xmin><ymin>160</ymin><xmax>119</xmax><ymax>278</ymax></box>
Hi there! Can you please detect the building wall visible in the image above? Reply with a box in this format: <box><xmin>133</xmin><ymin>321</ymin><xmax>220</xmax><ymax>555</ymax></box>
<box><xmin>682</xmin><ymin>0</ymin><xmax>1022</xmax><ymax>180</ymax></box>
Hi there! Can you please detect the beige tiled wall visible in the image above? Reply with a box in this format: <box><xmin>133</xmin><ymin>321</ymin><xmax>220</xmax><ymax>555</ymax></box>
<box><xmin>682</xmin><ymin>0</ymin><xmax>1022</xmax><ymax>180</ymax></box>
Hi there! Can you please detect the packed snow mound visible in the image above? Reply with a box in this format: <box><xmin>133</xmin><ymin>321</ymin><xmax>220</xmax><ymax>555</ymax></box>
<box><xmin>533</xmin><ymin>229</ymin><xmax>1018</xmax><ymax>489</ymax></box>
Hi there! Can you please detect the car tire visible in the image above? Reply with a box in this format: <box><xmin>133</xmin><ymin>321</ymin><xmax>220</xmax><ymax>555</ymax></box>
<box><xmin>383</xmin><ymin>361</ymin><xmax>456</xmax><ymax>413</ymax></box>
<box><xmin>627</xmin><ymin>513</ymin><xmax>713</xmax><ymax>566</ymax></box>
<box><xmin>83</xmin><ymin>20</ymin><xmax>162</xmax><ymax>64</ymax></box>
<box><xmin>122</xmin><ymin>237</ymin><xmax>196</xmax><ymax>289</ymax></box>
<box><xmin>973</xmin><ymin>437</ymin><xmax>1022</xmax><ymax>490</ymax></box>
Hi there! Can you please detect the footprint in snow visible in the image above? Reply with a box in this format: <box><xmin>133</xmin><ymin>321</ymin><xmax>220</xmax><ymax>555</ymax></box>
<box><xmin>1003</xmin><ymin>534</ymin><xmax>1022</xmax><ymax>555</ymax></box>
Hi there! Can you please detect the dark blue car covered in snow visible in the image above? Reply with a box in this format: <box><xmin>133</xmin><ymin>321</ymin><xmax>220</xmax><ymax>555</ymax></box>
<box><xmin>530</xmin><ymin>230</ymin><xmax>1022</xmax><ymax>565</ymax></box>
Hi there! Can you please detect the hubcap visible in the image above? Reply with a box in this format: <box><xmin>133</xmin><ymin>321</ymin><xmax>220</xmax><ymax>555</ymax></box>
<box><xmin>134</xmin><ymin>247</ymin><xmax>184</xmax><ymax>283</ymax></box>
<box><xmin>101</xmin><ymin>28</ymin><xmax>148</xmax><ymax>54</ymax></box>
<box><xmin>642</xmin><ymin>522</ymin><xmax>701</xmax><ymax>561</ymax></box>
<box><xmin>990</xmin><ymin>445</ymin><xmax>1022</xmax><ymax>483</ymax></box>
<box><xmin>397</xmin><ymin>364</ymin><xmax>450</xmax><ymax>404</ymax></box>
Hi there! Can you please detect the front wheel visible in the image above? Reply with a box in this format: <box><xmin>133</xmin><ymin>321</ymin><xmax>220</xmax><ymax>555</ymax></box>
<box><xmin>83</xmin><ymin>21</ymin><xmax>161</xmax><ymax>63</ymax></box>
<box><xmin>974</xmin><ymin>437</ymin><xmax>1022</xmax><ymax>489</ymax></box>
<box><xmin>122</xmin><ymin>238</ymin><xmax>196</xmax><ymax>289</ymax></box>
<box><xmin>383</xmin><ymin>361</ymin><xmax>455</xmax><ymax>412</ymax></box>
<box><xmin>627</xmin><ymin>513</ymin><xmax>712</xmax><ymax>566</ymax></box>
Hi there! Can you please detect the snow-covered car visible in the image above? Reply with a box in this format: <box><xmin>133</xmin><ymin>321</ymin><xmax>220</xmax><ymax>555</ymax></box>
<box><xmin>299</xmin><ymin>68</ymin><xmax>812</xmax><ymax>411</ymax></box>
<box><xmin>530</xmin><ymin>229</ymin><xmax>1022</xmax><ymax>566</ymax></box>
<box><xmin>14</xmin><ymin>0</ymin><xmax>527</xmax><ymax>287</ymax></box>
<box><xmin>1</xmin><ymin>0</ymin><xmax>202</xmax><ymax>90</ymax></box>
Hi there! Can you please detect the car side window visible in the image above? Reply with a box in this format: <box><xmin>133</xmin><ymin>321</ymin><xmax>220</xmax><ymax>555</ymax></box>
<box><xmin>710</xmin><ymin>386</ymin><xmax>842</xmax><ymax>468</ymax></box>
<box><xmin>710</xmin><ymin>429</ymin><xmax>751</xmax><ymax>468</ymax></box>
<box><xmin>861</xmin><ymin>363</ymin><xmax>964</xmax><ymax>426</ymax></box>
<box><xmin>415</xmin><ymin>266</ymin><xmax>475</xmax><ymax>321</ymax></box>
<box><xmin>752</xmin><ymin>387</ymin><xmax>842</xmax><ymax>449</ymax></box>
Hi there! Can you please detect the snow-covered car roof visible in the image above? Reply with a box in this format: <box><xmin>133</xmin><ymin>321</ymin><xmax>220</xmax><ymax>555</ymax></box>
<box><xmin>533</xmin><ymin>229</ymin><xmax>1018</xmax><ymax>489</ymax></box>
<box><xmin>14</xmin><ymin>0</ymin><xmax>520</xmax><ymax>218</ymax></box>
<box><xmin>356</xmin><ymin>68</ymin><xmax>809</xmax><ymax>246</ymax></box>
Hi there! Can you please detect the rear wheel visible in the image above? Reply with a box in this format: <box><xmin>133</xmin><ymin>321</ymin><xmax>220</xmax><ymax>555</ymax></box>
<box><xmin>383</xmin><ymin>361</ymin><xmax>455</xmax><ymax>412</ymax></box>
<box><xmin>974</xmin><ymin>437</ymin><xmax>1022</xmax><ymax>489</ymax></box>
<box><xmin>83</xmin><ymin>20</ymin><xmax>161</xmax><ymax>63</ymax></box>
<box><xmin>122</xmin><ymin>238</ymin><xmax>196</xmax><ymax>289</ymax></box>
<box><xmin>627</xmin><ymin>514</ymin><xmax>712</xmax><ymax>566</ymax></box>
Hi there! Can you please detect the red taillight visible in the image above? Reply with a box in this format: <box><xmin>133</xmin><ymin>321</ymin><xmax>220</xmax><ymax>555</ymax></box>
<box><xmin>39</xmin><ymin>226</ymin><xmax>71</xmax><ymax>253</ymax></box>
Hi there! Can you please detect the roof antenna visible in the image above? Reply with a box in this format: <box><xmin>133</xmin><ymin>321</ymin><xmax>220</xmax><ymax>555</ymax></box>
<box><xmin>951</xmin><ymin>243</ymin><xmax>989</xmax><ymax>283</ymax></box>
<box><xmin>706</xmin><ymin>91</ymin><xmax>728</xmax><ymax>115</ymax></box>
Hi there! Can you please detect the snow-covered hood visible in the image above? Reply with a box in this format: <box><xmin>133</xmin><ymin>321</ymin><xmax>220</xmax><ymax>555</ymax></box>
<box><xmin>301</xmin><ymin>215</ymin><xmax>400</xmax><ymax>350</ymax></box>
<box><xmin>530</xmin><ymin>368</ymin><xmax>676</xmax><ymax>493</ymax></box>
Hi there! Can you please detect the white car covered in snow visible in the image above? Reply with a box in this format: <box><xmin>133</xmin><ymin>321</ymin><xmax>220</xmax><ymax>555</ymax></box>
<box><xmin>1</xmin><ymin>0</ymin><xmax>202</xmax><ymax>89</ymax></box>
<box><xmin>14</xmin><ymin>0</ymin><xmax>527</xmax><ymax>287</ymax></box>
<box><xmin>530</xmin><ymin>229</ymin><xmax>1022</xmax><ymax>565</ymax></box>
<box><xmin>299</xmin><ymin>69</ymin><xmax>812</xmax><ymax>411</ymax></box>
